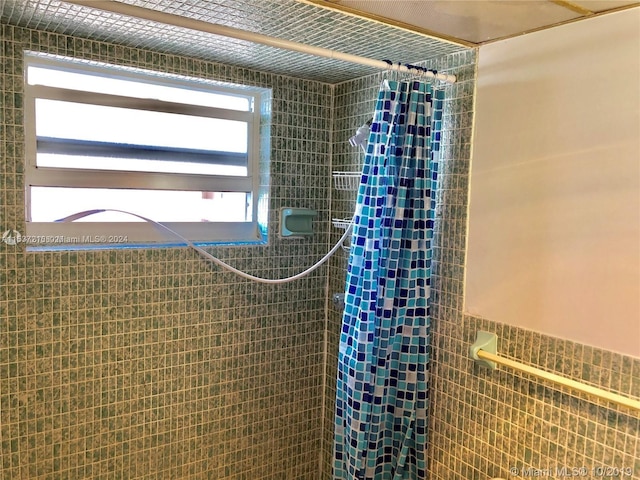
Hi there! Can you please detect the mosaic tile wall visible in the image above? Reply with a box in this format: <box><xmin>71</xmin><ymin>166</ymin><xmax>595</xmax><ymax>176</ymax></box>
<box><xmin>0</xmin><ymin>0</ymin><xmax>467</xmax><ymax>84</ymax></box>
<box><xmin>324</xmin><ymin>45</ymin><xmax>640</xmax><ymax>480</ymax></box>
<box><xmin>0</xmin><ymin>23</ymin><xmax>333</xmax><ymax>479</ymax></box>
<box><xmin>428</xmin><ymin>315</ymin><xmax>640</xmax><ymax>479</ymax></box>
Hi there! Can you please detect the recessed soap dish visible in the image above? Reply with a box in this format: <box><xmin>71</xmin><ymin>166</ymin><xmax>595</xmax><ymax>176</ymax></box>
<box><xmin>280</xmin><ymin>208</ymin><xmax>317</xmax><ymax>237</ymax></box>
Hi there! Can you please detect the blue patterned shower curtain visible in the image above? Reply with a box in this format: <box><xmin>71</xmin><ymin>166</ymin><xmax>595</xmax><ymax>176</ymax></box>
<box><xmin>334</xmin><ymin>79</ymin><xmax>442</xmax><ymax>480</ymax></box>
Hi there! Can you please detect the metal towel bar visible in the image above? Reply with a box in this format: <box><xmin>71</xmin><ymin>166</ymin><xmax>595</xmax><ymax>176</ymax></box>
<box><xmin>470</xmin><ymin>331</ymin><xmax>640</xmax><ymax>413</ymax></box>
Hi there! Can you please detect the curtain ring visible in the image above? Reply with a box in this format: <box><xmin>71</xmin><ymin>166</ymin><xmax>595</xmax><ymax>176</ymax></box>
<box><xmin>380</xmin><ymin>59</ymin><xmax>392</xmax><ymax>87</ymax></box>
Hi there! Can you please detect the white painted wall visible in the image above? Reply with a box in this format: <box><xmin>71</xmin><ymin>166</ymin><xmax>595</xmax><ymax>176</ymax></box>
<box><xmin>465</xmin><ymin>8</ymin><xmax>640</xmax><ymax>357</ymax></box>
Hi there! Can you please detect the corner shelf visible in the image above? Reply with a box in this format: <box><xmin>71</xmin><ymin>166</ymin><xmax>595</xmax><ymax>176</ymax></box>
<box><xmin>332</xmin><ymin>218</ymin><xmax>352</xmax><ymax>253</ymax></box>
<box><xmin>332</xmin><ymin>168</ymin><xmax>360</xmax><ymax>256</ymax></box>
<box><xmin>332</xmin><ymin>218</ymin><xmax>352</xmax><ymax>230</ymax></box>
<box><xmin>332</xmin><ymin>172</ymin><xmax>360</xmax><ymax>191</ymax></box>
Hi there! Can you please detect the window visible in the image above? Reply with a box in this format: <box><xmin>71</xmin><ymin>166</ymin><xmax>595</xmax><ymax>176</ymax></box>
<box><xmin>24</xmin><ymin>52</ymin><xmax>269</xmax><ymax>248</ymax></box>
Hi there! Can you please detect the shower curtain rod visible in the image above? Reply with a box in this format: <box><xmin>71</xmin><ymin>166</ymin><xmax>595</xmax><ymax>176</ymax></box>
<box><xmin>65</xmin><ymin>0</ymin><xmax>457</xmax><ymax>84</ymax></box>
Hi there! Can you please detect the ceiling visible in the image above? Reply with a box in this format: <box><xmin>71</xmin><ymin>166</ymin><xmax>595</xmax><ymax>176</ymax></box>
<box><xmin>315</xmin><ymin>0</ymin><xmax>640</xmax><ymax>44</ymax></box>
<box><xmin>1</xmin><ymin>0</ymin><xmax>638</xmax><ymax>83</ymax></box>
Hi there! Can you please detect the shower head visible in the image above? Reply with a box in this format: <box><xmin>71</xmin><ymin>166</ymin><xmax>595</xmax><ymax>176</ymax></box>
<box><xmin>349</xmin><ymin>118</ymin><xmax>372</xmax><ymax>151</ymax></box>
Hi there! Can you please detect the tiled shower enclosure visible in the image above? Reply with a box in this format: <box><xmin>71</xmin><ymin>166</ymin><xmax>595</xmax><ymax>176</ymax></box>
<box><xmin>2</xmin><ymin>6</ymin><xmax>639</xmax><ymax>480</ymax></box>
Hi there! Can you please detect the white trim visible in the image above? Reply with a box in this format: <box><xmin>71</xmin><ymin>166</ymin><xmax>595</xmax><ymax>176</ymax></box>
<box><xmin>27</xmin><ymin>168</ymin><xmax>254</xmax><ymax>191</ymax></box>
<box><xmin>28</xmin><ymin>221</ymin><xmax>263</xmax><ymax>245</ymax></box>
<box><xmin>25</xmin><ymin>51</ymin><xmax>260</xmax><ymax>98</ymax></box>
<box><xmin>31</xmin><ymin>85</ymin><xmax>255</xmax><ymax>122</ymax></box>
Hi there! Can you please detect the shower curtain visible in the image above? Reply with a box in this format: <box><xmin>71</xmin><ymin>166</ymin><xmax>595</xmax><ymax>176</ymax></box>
<box><xmin>334</xmin><ymin>79</ymin><xmax>441</xmax><ymax>480</ymax></box>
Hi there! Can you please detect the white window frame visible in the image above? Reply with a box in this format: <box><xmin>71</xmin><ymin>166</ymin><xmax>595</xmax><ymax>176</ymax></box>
<box><xmin>23</xmin><ymin>52</ymin><xmax>267</xmax><ymax>248</ymax></box>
